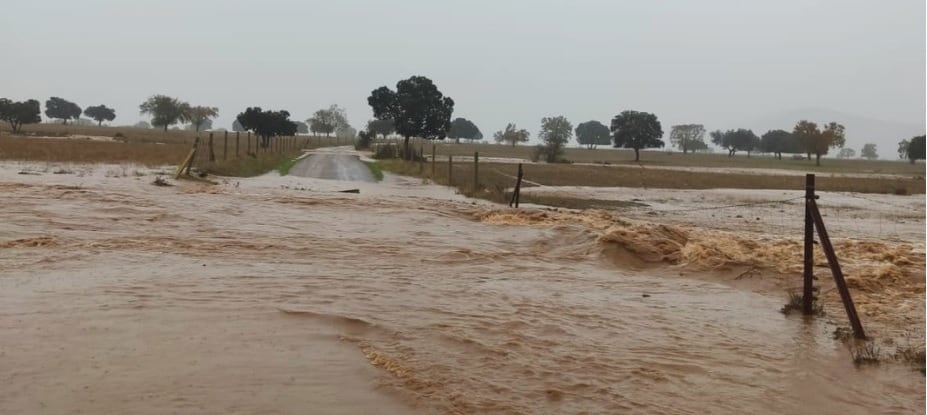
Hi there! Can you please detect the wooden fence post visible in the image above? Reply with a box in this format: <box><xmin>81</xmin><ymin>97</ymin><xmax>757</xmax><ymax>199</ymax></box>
<box><xmin>473</xmin><ymin>151</ymin><xmax>479</xmax><ymax>191</ymax></box>
<box><xmin>809</xmin><ymin>198</ymin><xmax>866</xmax><ymax>339</ymax></box>
<box><xmin>223</xmin><ymin>131</ymin><xmax>228</xmax><ymax>161</ymax></box>
<box><xmin>803</xmin><ymin>174</ymin><xmax>815</xmax><ymax>315</ymax></box>
<box><xmin>448</xmin><ymin>155</ymin><xmax>453</xmax><ymax>186</ymax></box>
<box><xmin>208</xmin><ymin>132</ymin><xmax>215</xmax><ymax>162</ymax></box>
<box><xmin>236</xmin><ymin>132</ymin><xmax>240</xmax><ymax>158</ymax></box>
<box><xmin>509</xmin><ymin>163</ymin><xmax>523</xmax><ymax>208</ymax></box>
<box><xmin>431</xmin><ymin>143</ymin><xmax>436</xmax><ymax>176</ymax></box>
<box><xmin>247</xmin><ymin>132</ymin><xmax>252</xmax><ymax>155</ymax></box>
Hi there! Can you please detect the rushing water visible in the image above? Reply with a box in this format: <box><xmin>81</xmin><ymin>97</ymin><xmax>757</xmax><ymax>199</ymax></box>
<box><xmin>0</xmin><ymin>175</ymin><xmax>923</xmax><ymax>415</ymax></box>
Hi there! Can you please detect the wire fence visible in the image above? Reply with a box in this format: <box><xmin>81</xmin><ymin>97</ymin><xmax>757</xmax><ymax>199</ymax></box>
<box><xmin>183</xmin><ymin>132</ymin><xmax>347</xmax><ymax>171</ymax></box>
<box><xmin>366</xmin><ymin>137</ymin><xmax>923</xmax><ymax>243</ymax></box>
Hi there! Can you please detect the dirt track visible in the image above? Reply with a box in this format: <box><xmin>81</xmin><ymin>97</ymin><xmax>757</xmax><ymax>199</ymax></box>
<box><xmin>288</xmin><ymin>149</ymin><xmax>375</xmax><ymax>182</ymax></box>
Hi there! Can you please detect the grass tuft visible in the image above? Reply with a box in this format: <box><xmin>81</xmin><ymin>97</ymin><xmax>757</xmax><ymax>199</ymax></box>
<box><xmin>364</xmin><ymin>161</ymin><xmax>384</xmax><ymax>181</ymax></box>
<box><xmin>277</xmin><ymin>157</ymin><xmax>301</xmax><ymax>176</ymax></box>
<box><xmin>780</xmin><ymin>288</ymin><xmax>823</xmax><ymax>315</ymax></box>
<box><xmin>850</xmin><ymin>341</ymin><xmax>882</xmax><ymax>366</ymax></box>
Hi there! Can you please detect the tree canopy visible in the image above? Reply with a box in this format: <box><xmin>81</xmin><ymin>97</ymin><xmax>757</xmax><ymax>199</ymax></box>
<box><xmin>0</xmin><ymin>98</ymin><xmax>41</xmax><ymax>132</ymax></box>
<box><xmin>83</xmin><ymin>105</ymin><xmax>116</xmax><ymax>126</ymax></box>
<box><xmin>669</xmin><ymin>124</ymin><xmax>706</xmax><ymax>154</ymax></box>
<box><xmin>792</xmin><ymin>120</ymin><xmax>845</xmax><ymax>166</ymax></box>
<box><xmin>140</xmin><ymin>95</ymin><xmax>190</xmax><ymax>131</ymax></box>
<box><xmin>836</xmin><ymin>147</ymin><xmax>856</xmax><ymax>159</ymax></box>
<box><xmin>186</xmin><ymin>105</ymin><xmax>218</xmax><ymax>132</ymax></box>
<box><xmin>236</xmin><ymin>107</ymin><xmax>298</xmax><ymax>147</ymax></box>
<box><xmin>232</xmin><ymin>119</ymin><xmax>245</xmax><ymax>132</ymax></box>
<box><xmin>575</xmin><ymin>120</ymin><xmax>611</xmax><ymax>149</ymax></box>
<box><xmin>45</xmin><ymin>97</ymin><xmax>82</xmax><ymax>124</ymax></box>
<box><xmin>537</xmin><ymin>116</ymin><xmax>572</xmax><ymax>163</ymax></box>
<box><xmin>759</xmin><ymin>129</ymin><xmax>799</xmax><ymax>159</ymax></box>
<box><xmin>368</xmin><ymin>75</ymin><xmax>454</xmax><ymax>159</ymax></box>
<box><xmin>897</xmin><ymin>139</ymin><xmax>910</xmax><ymax>160</ymax></box>
<box><xmin>366</xmin><ymin>119</ymin><xmax>395</xmax><ymax>139</ymax></box>
<box><xmin>710</xmin><ymin>128</ymin><xmax>759</xmax><ymax>157</ymax></box>
<box><xmin>860</xmin><ymin>143</ymin><xmax>878</xmax><ymax>160</ymax></box>
<box><xmin>448</xmin><ymin>117</ymin><xmax>483</xmax><ymax>143</ymax></box>
<box><xmin>185</xmin><ymin>118</ymin><xmax>213</xmax><ymax>131</ymax></box>
<box><xmin>308</xmin><ymin>104</ymin><xmax>349</xmax><ymax>136</ymax></box>
<box><xmin>295</xmin><ymin>121</ymin><xmax>309</xmax><ymax>134</ymax></box>
<box><xmin>610</xmin><ymin>110</ymin><xmax>664</xmax><ymax>161</ymax></box>
<box><xmin>493</xmin><ymin>123</ymin><xmax>530</xmax><ymax>147</ymax></box>
<box><xmin>134</xmin><ymin>120</ymin><xmax>151</xmax><ymax>129</ymax></box>
<box><xmin>907</xmin><ymin>135</ymin><xmax>925</xmax><ymax>164</ymax></box>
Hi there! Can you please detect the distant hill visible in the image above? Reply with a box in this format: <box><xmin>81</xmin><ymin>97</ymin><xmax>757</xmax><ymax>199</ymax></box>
<box><xmin>749</xmin><ymin>108</ymin><xmax>924</xmax><ymax>160</ymax></box>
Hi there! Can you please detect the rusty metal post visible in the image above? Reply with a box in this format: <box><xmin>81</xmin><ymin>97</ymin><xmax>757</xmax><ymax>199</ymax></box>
<box><xmin>809</xmin><ymin>198</ymin><xmax>866</xmax><ymax>339</ymax></box>
<box><xmin>803</xmin><ymin>174</ymin><xmax>815</xmax><ymax>315</ymax></box>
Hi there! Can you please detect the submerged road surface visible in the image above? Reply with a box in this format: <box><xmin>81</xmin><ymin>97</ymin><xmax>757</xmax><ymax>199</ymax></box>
<box><xmin>289</xmin><ymin>151</ymin><xmax>376</xmax><ymax>182</ymax></box>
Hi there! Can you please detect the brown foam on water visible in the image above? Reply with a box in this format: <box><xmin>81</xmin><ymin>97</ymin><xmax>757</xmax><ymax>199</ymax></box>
<box><xmin>0</xmin><ymin>236</ymin><xmax>61</xmax><ymax>248</ymax></box>
<box><xmin>477</xmin><ymin>208</ymin><xmax>926</xmax><ymax>330</ymax></box>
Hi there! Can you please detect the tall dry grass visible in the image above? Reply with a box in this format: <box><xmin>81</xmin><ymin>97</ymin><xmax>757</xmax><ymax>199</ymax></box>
<box><xmin>0</xmin><ymin>135</ymin><xmax>189</xmax><ymax>166</ymax></box>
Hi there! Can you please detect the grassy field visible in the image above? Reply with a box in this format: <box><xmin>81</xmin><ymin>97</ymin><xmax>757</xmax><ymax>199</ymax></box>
<box><xmin>0</xmin><ymin>124</ymin><xmax>346</xmax><ymax>176</ymax></box>
<box><xmin>395</xmin><ymin>139</ymin><xmax>924</xmax><ymax>176</ymax></box>
<box><xmin>379</xmin><ymin>158</ymin><xmax>925</xmax><ymax>208</ymax></box>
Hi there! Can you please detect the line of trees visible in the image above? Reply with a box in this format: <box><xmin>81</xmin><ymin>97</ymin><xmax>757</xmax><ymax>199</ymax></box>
<box><xmin>3</xmin><ymin>88</ymin><xmax>924</xmax><ymax>167</ymax></box>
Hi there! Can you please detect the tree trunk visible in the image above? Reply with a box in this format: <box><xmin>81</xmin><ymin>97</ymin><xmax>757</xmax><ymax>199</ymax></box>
<box><xmin>806</xmin><ymin>152</ymin><xmax>811</xmax><ymax>160</ymax></box>
<box><xmin>634</xmin><ymin>148</ymin><xmax>640</xmax><ymax>162</ymax></box>
<box><xmin>163</xmin><ymin>125</ymin><xmax>168</xmax><ymax>132</ymax></box>
<box><xmin>512</xmin><ymin>140</ymin><xmax>516</xmax><ymax>147</ymax></box>
<box><xmin>815</xmin><ymin>153</ymin><xmax>822</xmax><ymax>166</ymax></box>
<box><xmin>97</xmin><ymin>120</ymin><xmax>102</xmax><ymax>126</ymax></box>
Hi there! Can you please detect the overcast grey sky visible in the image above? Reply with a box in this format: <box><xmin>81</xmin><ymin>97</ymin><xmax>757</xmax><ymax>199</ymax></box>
<box><xmin>2</xmin><ymin>0</ymin><xmax>924</xmax><ymax>149</ymax></box>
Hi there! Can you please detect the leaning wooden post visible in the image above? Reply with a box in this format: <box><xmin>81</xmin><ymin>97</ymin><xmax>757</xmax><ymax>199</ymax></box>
<box><xmin>473</xmin><ymin>151</ymin><xmax>479</xmax><ymax>191</ymax></box>
<box><xmin>431</xmin><ymin>143</ymin><xmax>437</xmax><ymax>177</ymax></box>
<box><xmin>809</xmin><ymin>197</ymin><xmax>866</xmax><ymax>339</ymax></box>
<box><xmin>235</xmin><ymin>132</ymin><xmax>240</xmax><ymax>158</ymax></box>
<box><xmin>447</xmin><ymin>155</ymin><xmax>453</xmax><ymax>186</ymax></box>
<box><xmin>803</xmin><ymin>174</ymin><xmax>815</xmax><ymax>315</ymax></box>
<box><xmin>208</xmin><ymin>132</ymin><xmax>216</xmax><ymax>162</ymax></box>
<box><xmin>223</xmin><ymin>131</ymin><xmax>228</xmax><ymax>161</ymax></box>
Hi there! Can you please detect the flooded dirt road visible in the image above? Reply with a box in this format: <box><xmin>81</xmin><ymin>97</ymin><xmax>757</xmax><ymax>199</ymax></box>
<box><xmin>0</xmin><ymin>162</ymin><xmax>923</xmax><ymax>414</ymax></box>
<box><xmin>288</xmin><ymin>148</ymin><xmax>376</xmax><ymax>182</ymax></box>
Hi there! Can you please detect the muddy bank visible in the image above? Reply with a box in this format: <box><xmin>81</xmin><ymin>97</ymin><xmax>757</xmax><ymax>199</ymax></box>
<box><xmin>0</xmin><ymin>161</ymin><xmax>924</xmax><ymax>414</ymax></box>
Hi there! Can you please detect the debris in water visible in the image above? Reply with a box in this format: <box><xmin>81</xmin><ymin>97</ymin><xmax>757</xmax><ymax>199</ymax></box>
<box><xmin>152</xmin><ymin>176</ymin><xmax>172</xmax><ymax>187</ymax></box>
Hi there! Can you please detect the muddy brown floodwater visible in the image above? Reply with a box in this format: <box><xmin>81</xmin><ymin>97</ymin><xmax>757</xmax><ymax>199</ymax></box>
<box><xmin>0</xmin><ymin>161</ymin><xmax>924</xmax><ymax>415</ymax></box>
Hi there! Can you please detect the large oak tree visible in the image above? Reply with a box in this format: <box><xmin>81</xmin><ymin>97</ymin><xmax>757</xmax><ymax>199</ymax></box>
<box><xmin>368</xmin><ymin>76</ymin><xmax>454</xmax><ymax>159</ymax></box>
<box><xmin>610</xmin><ymin>110</ymin><xmax>664</xmax><ymax>161</ymax></box>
